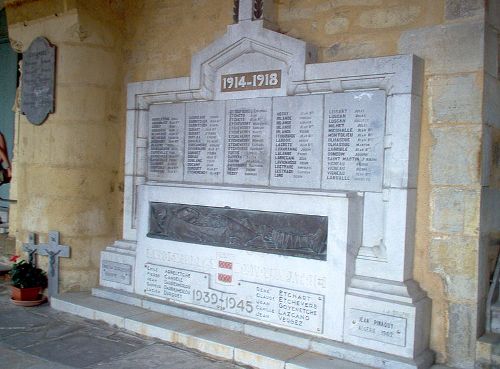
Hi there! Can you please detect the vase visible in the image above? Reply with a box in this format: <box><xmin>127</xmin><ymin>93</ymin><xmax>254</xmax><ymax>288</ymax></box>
<box><xmin>11</xmin><ymin>286</ymin><xmax>41</xmax><ymax>301</ymax></box>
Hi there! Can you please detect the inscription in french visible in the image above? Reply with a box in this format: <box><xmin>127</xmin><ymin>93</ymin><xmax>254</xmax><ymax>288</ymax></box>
<box><xmin>21</xmin><ymin>37</ymin><xmax>56</xmax><ymax>125</ymax></box>
<box><xmin>347</xmin><ymin>308</ymin><xmax>407</xmax><ymax>346</ymax></box>
<box><xmin>148</xmin><ymin>203</ymin><xmax>328</xmax><ymax>259</ymax></box>
<box><xmin>102</xmin><ymin>261</ymin><xmax>132</xmax><ymax>285</ymax></box>
<box><xmin>143</xmin><ymin>263</ymin><xmax>324</xmax><ymax>333</ymax></box>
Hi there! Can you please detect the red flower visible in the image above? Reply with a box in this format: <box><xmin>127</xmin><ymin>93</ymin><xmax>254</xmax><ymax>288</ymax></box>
<box><xmin>9</xmin><ymin>255</ymin><xmax>20</xmax><ymax>263</ymax></box>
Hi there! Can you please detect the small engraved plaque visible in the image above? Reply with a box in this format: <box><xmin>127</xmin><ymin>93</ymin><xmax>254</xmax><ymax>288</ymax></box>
<box><xmin>347</xmin><ymin>309</ymin><xmax>407</xmax><ymax>346</ymax></box>
<box><xmin>102</xmin><ymin>261</ymin><xmax>132</xmax><ymax>285</ymax></box>
<box><xmin>21</xmin><ymin>37</ymin><xmax>56</xmax><ymax>125</ymax></box>
<box><xmin>221</xmin><ymin>70</ymin><xmax>281</xmax><ymax>92</ymax></box>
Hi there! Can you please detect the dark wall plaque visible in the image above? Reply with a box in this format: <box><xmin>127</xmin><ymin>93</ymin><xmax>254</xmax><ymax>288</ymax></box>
<box><xmin>21</xmin><ymin>37</ymin><xmax>56</xmax><ymax>125</ymax></box>
<box><xmin>148</xmin><ymin>203</ymin><xmax>328</xmax><ymax>260</ymax></box>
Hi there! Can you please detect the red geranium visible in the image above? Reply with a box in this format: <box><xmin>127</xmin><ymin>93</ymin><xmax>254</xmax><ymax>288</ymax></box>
<box><xmin>9</xmin><ymin>255</ymin><xmax>20</xmax><ymax>263</ymax></box>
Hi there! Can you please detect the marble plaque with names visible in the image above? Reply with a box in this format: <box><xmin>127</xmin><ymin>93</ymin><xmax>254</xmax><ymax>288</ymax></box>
<box><xmin>240</xmin><ymin>281</ymin><xmax>324</xmax><ymax>333</ymax></box>
<box><xmin>322</xmin><ymin>91</ymin><xmax>386</xmax><ymax>192</ymax></box>
<box><xmin>224</xmin><ymin>98</ymin><xmax>272</xmax><ymax>186</ymax></box>
<box><xmin>347</xmin><ymin>308</ymin><xmax>407</xmax><ymax>346</ymax></box>
<box><xmin>271</xmin><ymin>95</ymin><xmax>323</xmax><ymax>188</ymax></box>
<box><xmin>101</xmin><ymin>261</ymin><xmax>132</xmax><ymax>285</ymax></box>
<box><xmin>184</xmin><ymin>101</ymin><xmax>225</xmax><ymax>183</ymax></box>
<box><xmin>143</xmin><ymin>263</ymin><xmax>324</xmax><ymax>333</ymax></box>
<box><xmin>148</xmin><ymin>103</ymin><xmax>185</xmax><ymax>182</ymax></box>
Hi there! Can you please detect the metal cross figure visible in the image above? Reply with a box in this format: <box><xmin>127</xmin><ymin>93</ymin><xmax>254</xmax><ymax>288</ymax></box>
<box><xmin>37</xmin><ymin>231</ymin><xmax>70</xmax><ymax>298</ymax></box>
<box><xmin>22</xmin><ymin>232</ymin><xmax>38</xmax><ymax>267</ymax></box>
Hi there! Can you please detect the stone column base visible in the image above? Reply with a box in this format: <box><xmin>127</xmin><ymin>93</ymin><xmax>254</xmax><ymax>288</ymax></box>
<box><xmin>344</xmin><ymin>276</ymin><xmax>432</xmax><ymax>359</ymax></box>
<box><xmin>99</xmin><ymin>240</ymin><xmax>137</xmax><ymax>293</ymax></box>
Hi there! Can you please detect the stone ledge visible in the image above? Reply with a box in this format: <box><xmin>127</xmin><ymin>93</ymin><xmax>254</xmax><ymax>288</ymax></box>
<box><xmin>51</xmin><ymin>290</ymin><xmax>434</xmax><ymax>369</ymax></box>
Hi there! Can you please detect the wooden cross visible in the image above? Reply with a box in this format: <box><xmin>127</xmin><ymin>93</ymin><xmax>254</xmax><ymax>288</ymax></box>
<box><xmin>37</xmin><ymin>231</ymin><xmax>70</xmax><ymax>297</ymax></box>
<box><xmin>22</xmin><ymin>232</ymin><xmax>38</xmax><ymax>267</ymax></box>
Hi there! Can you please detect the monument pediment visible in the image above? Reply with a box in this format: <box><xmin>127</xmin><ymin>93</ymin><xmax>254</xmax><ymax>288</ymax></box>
<box><xmin>190</xmin><ymin>20</ymin><xmax>315</xmax><ymax>99</ymax></box>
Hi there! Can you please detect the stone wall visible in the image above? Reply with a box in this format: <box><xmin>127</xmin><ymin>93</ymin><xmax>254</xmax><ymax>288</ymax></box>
<box><xmin>5</xmin><ymin>0</ymin><xmax>125</xmax><ymax>292</ymax></box>
<box><xmin>4</xmin><ymin>0</ymin><xmax>494</xmax><ymax>367</ymax></box>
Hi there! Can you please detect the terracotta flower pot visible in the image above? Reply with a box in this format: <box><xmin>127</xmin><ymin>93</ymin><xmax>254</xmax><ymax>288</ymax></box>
<box><xmin>11</xmin><ymin>286</ymin><xmax>41</xmax><ymax>301</ymax></box>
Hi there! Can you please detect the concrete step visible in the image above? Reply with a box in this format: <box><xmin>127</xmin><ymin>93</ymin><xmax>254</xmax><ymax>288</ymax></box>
<box><xmin>51</xmin><ymin>291</ymin><xmax>436</xmax><ymax>369</ymax></box>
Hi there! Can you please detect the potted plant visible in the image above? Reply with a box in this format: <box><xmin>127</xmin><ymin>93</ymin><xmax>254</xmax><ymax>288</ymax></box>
<box><xmin>9</xmin><ymin>255</ymin><xmax>48</xmax><ymax>301</ymax></box>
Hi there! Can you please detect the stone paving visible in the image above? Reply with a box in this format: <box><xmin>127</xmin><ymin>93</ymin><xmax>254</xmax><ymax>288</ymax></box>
<box><xmin>0</xmin><ymin>278</ymin><xmax>246</xmax><ymax>369</ymax></box>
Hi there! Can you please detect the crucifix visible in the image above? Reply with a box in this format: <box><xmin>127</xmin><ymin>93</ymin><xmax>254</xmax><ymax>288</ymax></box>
<box><xmin>37</xmin><ymin>231</ymin><xmax>70</xmax><ymax>297</ymax></box>
<box><xmin>22</xmin><ymin>232</ymin><xmax>38</xmax><ymax>267</ymax></box>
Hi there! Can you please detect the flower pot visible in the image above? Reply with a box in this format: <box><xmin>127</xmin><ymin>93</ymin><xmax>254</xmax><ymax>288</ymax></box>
<box><xmin>11</xmin><ymin>286</ymin><xmax>41</xmax><ymax>301</ymax></box>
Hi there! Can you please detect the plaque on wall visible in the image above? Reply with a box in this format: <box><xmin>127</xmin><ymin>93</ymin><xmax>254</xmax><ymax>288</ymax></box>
<box><xmin>347</xmin><ymin>308</ymin><xmax>407</xmax><ymax>346</ymax></box>
<box><xmin>184</xmin><ymin>101</ymin><xmax>225</xmax><ymax>183</ymax></box>
<box><xmin>224</xmin><ymin>98</ymin><xmax>272</xmax><ymax>186</ymax></box>
<box><xmin>271</xmin><ymin>95</ymin><xmax>323</xmax><ymax>189</ymax></box>
<box><xmin>21</xmin><ymin>37</ymin><xmax>56</xmax><ymax>125</ymax></box>
<box><xmin>322</xmin><ymin>91</ymin><xmax>386</xmax><ymax>192</ymax></box>
<box><xmin>148</xmin><ymin>103</ymin><xmax>185</xmax><ymax>182</ymax></box>
<box><xmin>148</xmin><ymin>202</ymin><xmax>328</xmax><ymax>260</ymax></box>
<box><xmin>101</xmin><ymin>260</ymin><xmax>132</xmax><ymax>285</ymax></box>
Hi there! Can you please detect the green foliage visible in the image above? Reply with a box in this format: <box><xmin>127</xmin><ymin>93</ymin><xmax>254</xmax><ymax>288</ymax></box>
<box><xmin>9</xmin><ymin>260</ymin><xmax>48</xmax><ymax>289</ymax></box>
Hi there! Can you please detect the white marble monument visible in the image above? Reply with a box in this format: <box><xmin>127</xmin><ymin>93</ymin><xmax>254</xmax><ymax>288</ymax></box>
<box><xmin>98</xmin><ymin>0</ymin><xmax>431</xmax><ymax>367</ymax></box>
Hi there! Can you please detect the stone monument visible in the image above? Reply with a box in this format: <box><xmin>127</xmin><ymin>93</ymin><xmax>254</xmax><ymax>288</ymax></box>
<box><xmin>97</xmin><ymin>0</ymin><xmax>432</xmax><ymax>367</ymax></box>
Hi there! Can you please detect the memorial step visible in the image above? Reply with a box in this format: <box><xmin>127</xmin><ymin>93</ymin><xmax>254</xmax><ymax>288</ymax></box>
<box><xmin>51</xmin><ymin>290</ymin><xmax>434</xmax><ymax>369</ymax></box>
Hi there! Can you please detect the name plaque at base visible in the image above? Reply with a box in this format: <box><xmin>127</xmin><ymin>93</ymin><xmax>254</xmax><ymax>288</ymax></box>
<box><xmin>144</xmin><ymin>263</ymin><xmax>325</xmax><ymax>334</ymax></box>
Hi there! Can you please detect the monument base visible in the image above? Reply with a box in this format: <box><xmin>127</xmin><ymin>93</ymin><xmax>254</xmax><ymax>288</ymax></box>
<box><xmin>51</xmin><ymin>287</ymin><xmax>435</xmax><ymax>369</ymax></box>
<box><xmin>344</xmin><ymin>276</ymin><xmax>432</xmax><ymax>358</ymax></box>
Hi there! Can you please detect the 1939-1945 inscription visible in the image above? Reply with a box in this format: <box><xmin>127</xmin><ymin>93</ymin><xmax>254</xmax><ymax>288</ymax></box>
<box><xmin>21</xmin><ymin>37</ymin><xmax>56</xmax><ymax>125</ymax></box>
<box><xmin>148</xmin><ymin>203</ymin><xmax>328</xmax><ymax>260</ymax></box>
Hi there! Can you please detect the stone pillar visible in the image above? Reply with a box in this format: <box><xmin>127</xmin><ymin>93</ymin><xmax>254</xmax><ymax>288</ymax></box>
<box><xmin>5</xmin><ymin>0</ymin><xmax>125</xmax><ymax>292</ymax></box>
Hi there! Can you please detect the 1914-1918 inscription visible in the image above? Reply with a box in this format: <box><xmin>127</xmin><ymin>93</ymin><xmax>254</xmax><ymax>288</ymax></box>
<box><xmin>221</xmin><ymin>70</ymin><xmax>281</xmax><ymax>92</ymax></box>
<box><xmin>21</xmin><ymin>37</ymin><xmax>56</xmax><ymax>125</ymax></box>
<box><xmin>148</xmin><ymin>203</ymin><xmax>328</xmax><ymax>260</ymax></box>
